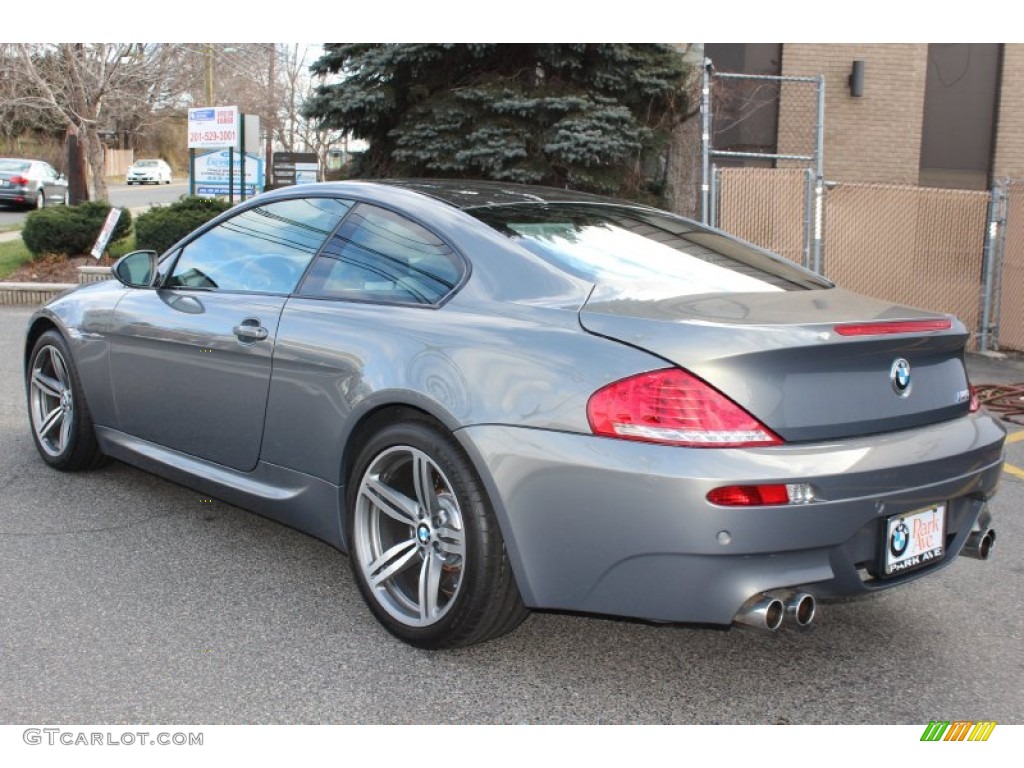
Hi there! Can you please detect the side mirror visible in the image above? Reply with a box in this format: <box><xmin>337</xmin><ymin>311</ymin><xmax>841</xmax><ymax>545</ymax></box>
<box><xmin>113</xmin><ymin>250</ymin><xmax>159</xmax><ymax>288</ymax></box>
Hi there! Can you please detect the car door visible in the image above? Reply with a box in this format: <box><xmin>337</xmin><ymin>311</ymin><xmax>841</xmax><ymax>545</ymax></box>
<box><xmin>38</xmin><ymin>163</ymin><xmax>63</xmax><ymax>204</ymax></box>
<box><xmin>108</xmin><ymin>196</ymin><xmax>353</xmax><ymax>471</ymax></box>
<box><xmin>259</xmin><ymin>202</ymin><xmax>467</xmax><ymax>482</ymax></box>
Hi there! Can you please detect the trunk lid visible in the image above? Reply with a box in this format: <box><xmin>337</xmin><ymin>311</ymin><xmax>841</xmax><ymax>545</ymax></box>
<box><xmin>579</xmin><ymin>286</ymin><xmax>972</xmax><ymax>442</ymax></box>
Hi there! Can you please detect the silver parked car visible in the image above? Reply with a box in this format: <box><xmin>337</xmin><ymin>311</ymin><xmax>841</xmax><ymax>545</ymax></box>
<box><xmin>0</xmin><ymin>158</ymin><xmax>69</xmax><ymax>209</ymax></box>
<box><xmin>23</xmin><ymin>180</ymin><xmax>1005</xmax><ymax>648</ymax></box>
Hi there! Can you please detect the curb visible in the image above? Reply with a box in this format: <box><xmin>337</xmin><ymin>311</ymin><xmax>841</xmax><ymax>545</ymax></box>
<box><xmin>0</xmin><ymin>281</ymin><xmax>76</xmax><ymax>306</ymax></box>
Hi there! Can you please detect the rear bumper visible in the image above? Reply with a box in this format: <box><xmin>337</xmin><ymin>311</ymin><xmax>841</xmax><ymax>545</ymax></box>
<box><xmin>456</xmin><ymin>413</ymin><xmax>1005</xmax><ymax>626</ymax></box>
<box><xmin>0</xmin><ymin>187</ymin><xmax>31</xmax><ymax>204</ymax></box>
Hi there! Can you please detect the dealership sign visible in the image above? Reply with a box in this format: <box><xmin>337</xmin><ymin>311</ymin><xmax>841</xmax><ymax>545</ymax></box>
<box><xmin>193</xmin><ymin>149</ymin><xmax>263</xmax><ymax>197</ymax></box>
<box><xmin>188</xmin><ymin>106</ymin><xmax>240</xmax><ymax>149</ymax></box>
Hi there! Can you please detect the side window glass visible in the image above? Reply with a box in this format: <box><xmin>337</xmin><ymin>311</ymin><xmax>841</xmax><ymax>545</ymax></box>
<box><xmin>298</xmin><ymin>204</ymin><xmax>462</xmax><ymax>305</ymax></box>
<box><xmin>166</xmin><ymin>197</ymin><xmax>353</xmax><ymax>293</ymax></box>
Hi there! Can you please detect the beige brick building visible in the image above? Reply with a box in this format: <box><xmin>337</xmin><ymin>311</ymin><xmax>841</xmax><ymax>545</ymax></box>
<box><xmin>707</xmin><ymin>43</ymin><xmax>1024</xmax><ymax>190</ymax></box>
<box><xmin>779</xmin><ymin>44</ymin><xmax>927</xmax><ymax>184</ymax></box>
<box><xmin>993</xmin><ymin>44</ymin><xmax>1024</xmax><ymax>179</ymax></box>
<box><xmin>696</xmin><ymin>43</ymin><xmax>1024</xmax><ymax>352</ymax></box>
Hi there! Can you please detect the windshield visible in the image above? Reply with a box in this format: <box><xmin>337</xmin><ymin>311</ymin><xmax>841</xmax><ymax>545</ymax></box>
<box><xmin>135</xmin><ymin>160</ymin><xmax>160</xmax><ymax>167</ymax></box>
<box><xmin>470</xmin><ymin>203</ymin><xmax>830</xmax><ymax>296</ymax></box>
<box><xmin>0</xmin><ymin>159</ymin><xmax>31</xmax><ymax>172</ymax></box>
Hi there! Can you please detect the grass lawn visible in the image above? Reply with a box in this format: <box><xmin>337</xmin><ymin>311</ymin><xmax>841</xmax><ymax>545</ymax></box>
<box><xmin>0</xmin><ymin>238</ymin><xmax>31</xmax><ymax>280</ymax></box>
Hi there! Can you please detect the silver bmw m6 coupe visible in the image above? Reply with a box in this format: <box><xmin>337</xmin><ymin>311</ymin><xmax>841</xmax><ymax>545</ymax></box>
<box><xmin>24</xmin><ymin>179</ymin><xmax>1005</xmax><ymax>648</ymax></box>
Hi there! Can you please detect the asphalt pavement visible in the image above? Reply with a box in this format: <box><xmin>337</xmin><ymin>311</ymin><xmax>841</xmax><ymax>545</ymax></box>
<box><xmin>0</xmin><ymin>305</ymin><xmax>1021</xmax><ymax>725</ymax></box>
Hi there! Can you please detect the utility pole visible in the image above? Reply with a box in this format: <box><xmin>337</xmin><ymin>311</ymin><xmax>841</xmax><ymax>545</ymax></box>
<box><xmin>66</xmin><ymin>44</ymin><xmax>90</xmax><ymax>203</ymax></box>
<box><xmin>266</xmin><ymin>43</ymin><xmax>276</xmax><ymax>189</ymax></box>
<box><xmin>205</xmin><ymin>44</ymin><xmax>214</xmax><ymax>105</ymax></box>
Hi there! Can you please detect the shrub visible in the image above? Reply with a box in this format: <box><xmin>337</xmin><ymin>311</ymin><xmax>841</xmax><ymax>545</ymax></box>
<box><xmin>135</xmin><ymin>196</ymin><xmax>232</xmax><ymax>254</ymax></box>
<box><xmin>22</xmin><ymin>202</ymin><xmax>133</xmax><ymax>259</ymax></box>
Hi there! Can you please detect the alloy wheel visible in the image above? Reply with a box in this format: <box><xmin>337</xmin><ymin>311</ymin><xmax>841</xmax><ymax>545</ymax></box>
<box><xmin>353</xmin><ymin>445</ymin><xmax>467</xmax><ymax>627</ymax></box>
<box><xmin>29</xmin><ymin>345</ymin><xmax>74</xmax><ymax>457</ymax></box>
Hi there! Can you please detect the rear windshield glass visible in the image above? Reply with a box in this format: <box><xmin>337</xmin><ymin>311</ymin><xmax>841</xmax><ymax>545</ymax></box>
<box><xmin>0</xmin><ymin>160</ymin><xmax>31</xmax><ymax>172</ymax></box>
<box><xmin>470</xmin><ymin>203</ymin><xmax>830</xmax><ymax>295</ymax></box>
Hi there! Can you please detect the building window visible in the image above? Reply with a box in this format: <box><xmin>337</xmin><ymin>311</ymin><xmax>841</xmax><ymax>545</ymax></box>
<box><xmin>704</xmin><ymin>44</ymin><xmax>783</xmax><ymax>167</ymax></box>
<box><xmin>920</xmin><ymin>44</ymin><xmax>1001</xmax><ymax>190</ymax></box>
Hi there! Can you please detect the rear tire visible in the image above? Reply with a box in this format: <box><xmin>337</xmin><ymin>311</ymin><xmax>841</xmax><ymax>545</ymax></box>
<box><xmin>27</xmin><ymin>330</ymin><xmax>106</xmax><ymax>471</ymax></box>
<box><xmin>347</xmin><ymin>418</ymin><xmax>528</xmax><ymax>649</ymax></box>
<box><xmin>34</xmin><ymin>190</ymin><xmax>44</xmax><ymax>209</ymax></box>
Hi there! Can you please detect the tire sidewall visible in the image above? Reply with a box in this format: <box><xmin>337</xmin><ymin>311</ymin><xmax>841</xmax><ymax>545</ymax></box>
<box><xmin>345</xmin><ymin>419</ymin><xmax>496</xmax><ymax>648</ymax></box>
<box><xmin>27</xmin><ymin>330</ymin><xmax>89</xmax><ymax>470</ymax></box>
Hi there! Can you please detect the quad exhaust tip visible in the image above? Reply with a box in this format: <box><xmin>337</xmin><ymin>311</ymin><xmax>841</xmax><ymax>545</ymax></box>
<box><xmin>961</xmin><ymin>529</ymin><xmax>996</xmax><ymax>561</ymax></box>
<box><xmin>733</xmin><ymin>591</ymin><xmax>817</xmax><ymax>631</ymax></box>
<box><xmin>733</xmin><ymin>594</ymin><xmax>785</xmax><ymax>631</ymax></box>
<box><xmin>781</xmin><ymin>591</ymin><xmax>816</xmax><ymax>627</ymax></box>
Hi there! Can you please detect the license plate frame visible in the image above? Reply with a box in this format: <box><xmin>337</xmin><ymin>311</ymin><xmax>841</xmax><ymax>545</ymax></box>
<box><xmin>881</xmin><ymin>503</ymin><xmax>946</xmax><ymax>577</ymax></box>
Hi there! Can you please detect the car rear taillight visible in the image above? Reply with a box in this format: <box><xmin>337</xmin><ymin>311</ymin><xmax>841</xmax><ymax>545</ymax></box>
<box><xmin>586</xmin><ymin>368</ymin><xmax>783</xmax><ymax>448</ymax></box>
<box><xmin>969</xmin><ymin>385</ymin><xmax>980</xmax><ymax>413</ymax></box>
<box><xmin>9</xmin><ymin>175</ymin><xmax>29</xmax><ymax>186</ymax></box>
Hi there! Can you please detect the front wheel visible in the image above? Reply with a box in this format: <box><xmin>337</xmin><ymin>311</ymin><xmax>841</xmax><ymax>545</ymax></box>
<box><xmin>27</xmin><ymin>330</ymin><xmax>106</xmax><ymax>471</ymax></box>
<box><xmin>347</xmin><ymin>419</ymin><xmax>528</xmax><ymax>648</ymax></box>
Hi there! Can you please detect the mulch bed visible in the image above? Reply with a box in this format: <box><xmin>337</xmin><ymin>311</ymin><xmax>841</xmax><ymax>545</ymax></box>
<box><xmin>4</xmin><ymin>254</ymin><xmax>115</xmax><ymax>283</ymax></box>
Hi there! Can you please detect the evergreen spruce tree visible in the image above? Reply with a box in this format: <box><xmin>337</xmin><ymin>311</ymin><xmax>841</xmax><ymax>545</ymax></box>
<box><xmin>304</xmin><ymin>44</ymin><xmax>688</xmax><ymax>202</ymax></box>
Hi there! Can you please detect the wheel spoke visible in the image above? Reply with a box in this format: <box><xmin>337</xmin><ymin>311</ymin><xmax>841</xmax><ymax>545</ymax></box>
<box><xmin>38</xmin><ymin>406</ymin><xmax>64</xmax><ymax>439</ymax></box>
<box><xmin>418</xmin><ymin>550</ymin><xmax>444</xmax><ymax>622</ymax></box>
<box><xmin>367</xmin><ymin>537</ymin><xmax>419</xmax><ymax>589</ymax></box>
<box><xmin>31</xmin><ymin>370</ymin><xmax>63</xmax><ymax>399</ymax></box>
<box><xmin>361</xmin><ymin>477</ymin><xmax>420</xmax><ymax>526</ymax></box>
<box><xmin>58</xmin><ymin>404</ymin><xmax>73</xmax><ymax>450</ymax></box>
<box><xmin>413</xmin><ymin>453</ymin><xmax>437</xmax><ymax>515</ymax></box>
<box><xmin>49</xmin><ymin>346</ymin><xmax>70</xmax><ymax>386</ymax></box>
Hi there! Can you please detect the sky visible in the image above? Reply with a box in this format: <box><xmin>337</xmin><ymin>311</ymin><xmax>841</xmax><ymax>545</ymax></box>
<box><xmin>8</xmin><ymin>0</ymin><xmax>1017</xmax><ymax>43</ymax></box>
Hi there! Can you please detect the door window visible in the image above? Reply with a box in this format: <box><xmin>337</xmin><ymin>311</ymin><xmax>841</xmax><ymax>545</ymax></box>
<box><xmin>298</xmin><ymin>203</ymin><xmax>463</xmax><ymax>305</ymax></box>
<box><xmin>166</xmin><ymin>197</ymin><xmax>353</xmax><ymax>294</ymax></box>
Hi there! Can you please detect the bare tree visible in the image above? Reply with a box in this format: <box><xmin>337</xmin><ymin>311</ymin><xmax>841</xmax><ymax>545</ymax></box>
<box><xmin>279</xmin><ymin>45</ymin><xmax>346</xmax><ymax>170</ymax></box>
<box><xmin>0</xmin><ymin>43</ymin><xmax>347</xmax><ymax>199</ymax></box>
<box><xmin>0</xmin><ymin>43</ymin><xmax>185</xmax><ymax>201</ymax></box>
<box><xmin>191</xmin><ymin>44</ymin><xmax>346</xmax><ymax>182</ymax></box>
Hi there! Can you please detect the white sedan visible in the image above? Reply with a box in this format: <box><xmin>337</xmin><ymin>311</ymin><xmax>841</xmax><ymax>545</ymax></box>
<box><xmin>126</xmin><ymin>159</ymin><xmax>172</xmax><ymax>185</ymax></box>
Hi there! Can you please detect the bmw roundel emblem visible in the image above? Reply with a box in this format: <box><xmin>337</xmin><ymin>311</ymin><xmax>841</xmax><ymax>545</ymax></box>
<box><xmin>890</xmin><ymin>521</ymin><xmax>910</xmax><ymax>557</ymax></box>
<box><xmin>417</xmin><ymin>523</ymin><xmax>431</xmax><ymax>544</ymax></box>
<box><xmin>891</xmin><ymin>358</ymin><xmax>911</xmax><ymax>396</ymax></box>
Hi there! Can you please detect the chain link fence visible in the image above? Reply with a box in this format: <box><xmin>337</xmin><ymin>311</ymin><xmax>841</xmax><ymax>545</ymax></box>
<box><xmin>824</xmin><ymin>182</ymin><xmax>989</xmax><ymax>338</ymax></box>
<box><xmin>713</xmin><ymin>169</ymin><xmax>1003</xmax><ymax>349</ymax></box>
<box><xmin>996</xmin><ymin>180</ymin><xmax>1024</xmax><ymax>351</ymax></box>
<box><xmin>702</xmin><ymin>64</ymin><xmax>825</xmax><ymax>269</ymax></box>
<box><xmin>714</xmin><ymin>168</ymin><xmax>811</xmax><ymax>267</ymax></box>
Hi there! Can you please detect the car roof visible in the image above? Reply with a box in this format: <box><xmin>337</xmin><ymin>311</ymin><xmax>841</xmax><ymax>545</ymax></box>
<box><xmin>375</xmin><ymin>178</ymin><xmax>636</xmax><ymax>210</ymax></box>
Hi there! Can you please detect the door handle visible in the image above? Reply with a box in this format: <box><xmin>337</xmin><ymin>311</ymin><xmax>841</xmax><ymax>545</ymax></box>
<box><xmin>233</xmin><ymin>319</ymin><xmax>269</xmax><ymax>342</ymax></box>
